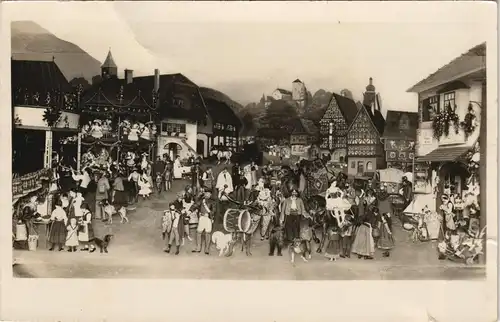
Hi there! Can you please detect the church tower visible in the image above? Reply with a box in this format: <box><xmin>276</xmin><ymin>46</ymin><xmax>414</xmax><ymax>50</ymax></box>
<box><xmin>363</xmin><ymin>77</ymin><xmax>379</xmax><ymax>113</ymax></box>
<box><xmin>101</xmin><ymin>49</ymin><xmax>118</xmax><ymax>79</ymax></box>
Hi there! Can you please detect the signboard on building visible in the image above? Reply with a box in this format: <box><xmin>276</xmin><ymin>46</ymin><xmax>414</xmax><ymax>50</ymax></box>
<box><xmin>14</xmin><ymin>106</ymin><xmax>80</xmax><ymax>130</ymax></box>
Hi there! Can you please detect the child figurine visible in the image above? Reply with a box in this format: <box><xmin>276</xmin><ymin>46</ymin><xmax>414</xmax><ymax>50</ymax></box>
<box><xmin>299</xmin><ymin>213</ymin><xmax>314</xmax><ymax>259</ymax></box>
<box><xmin>65</xmin><ymin>217</ymin><xmax>79</xmax><ymax>252</ymax></box>
<box><xmin>340</xmin><ymin>212</ymin><xmax>354</xmax><ymax>258</ymax></box>
<box><xmin>165</xmin><ymin>203</ymin><xmax>182</xmax><ymax>255</ymax></box>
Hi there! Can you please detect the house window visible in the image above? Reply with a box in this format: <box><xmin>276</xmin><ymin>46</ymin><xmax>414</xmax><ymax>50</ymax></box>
<box><xmin>226</xmin><ymin>125</ymin><xmax>236</xmax><ymax>132</ymax></box>
<box><xmin>366</xmin><ymin>161</ymin><xmax>373</xmax><ymax>171</ymax></box>
<box><xmin>357</xmin><ymin>161</ymin><xmax>364</xmax><ymax>174</ymax></box>
<box><xmin>162</xmin><ymin>122</ymin><xmax>186</xmax><ymax>134</ymax></box>
<box><xmin>422</xmin><ymin>95</ymin><xmax>439</xmax><ymax>122</ymax></box>
<box><xmin>173</xmin><ymin>97</ymin><xmax>184</xmax><ymax>108</ymax></box>
<box><xmin>399</xmin><ymin>115</ymin><xmax>410</xmax><ymax>130</ymax></box>
<box><xmin>351</xmin><ymin>161</ymin><xmax>356</xmax><ymax>169</ymax></box>
<box><xmin>443</xmin><ymin>92</ymin><xmax>455</xmax><ymax>111</ymax></box>
<box><xmin>214</xmin><ymin>123</ymin><xmax>225</xmax><ymax>130</ymax></box>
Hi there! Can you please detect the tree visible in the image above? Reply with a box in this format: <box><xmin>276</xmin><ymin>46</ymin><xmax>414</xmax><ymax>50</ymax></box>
<box><xmin>91</xmin><ymin>75</ymin><xmax>103</xmax><ymax>86</ymax></box>
<box><xmin>69</xmin><ymin>77</ymin><xmax>91</xmax><ymax>90</ymax></box>
<box><xmin>260</xmin><ymin>100</ymin><xmax>298</xmax><ymax>141</ymax></box>
<box><xmin>340</xmin><ymin>88</ymin><xmax>354</xmax><ymax>100</ymax></box>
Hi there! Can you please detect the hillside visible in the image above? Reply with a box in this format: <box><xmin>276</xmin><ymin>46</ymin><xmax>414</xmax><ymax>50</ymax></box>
<box><xmin>11</xmin><ymin>21</ymin><xmax>101</xmax><ymax>82</ymax></box>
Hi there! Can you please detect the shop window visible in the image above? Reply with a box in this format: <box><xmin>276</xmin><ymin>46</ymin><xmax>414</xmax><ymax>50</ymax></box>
<box><xmin>366</xmin><ymin>161</ymin><xmax>373</xmax><ymax>171</ymax></box>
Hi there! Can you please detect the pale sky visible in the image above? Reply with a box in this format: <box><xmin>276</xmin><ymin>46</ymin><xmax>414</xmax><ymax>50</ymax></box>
<box><xmin>4</xmin><ymin>2</ymin><xmax>495</xmax><ymax>114</ymax></box>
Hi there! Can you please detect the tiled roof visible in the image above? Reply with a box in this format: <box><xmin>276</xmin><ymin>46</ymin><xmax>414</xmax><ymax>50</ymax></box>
<box><xmin>330</xmin><ymin>92</ymin><xmax>359</xmax><ymax>125</ymax></box>
<box><xmin>11</xmin><ymin>59</ymin><xmax>75</xmax><ymax>109</ymax></box>
<box><xmin>131</xmin><ymin>73</ymin><xmax>207</xmax><ymax>121</ymax></box>
<box><xmin>293</xmin><ymin>118</ymin><xmax>319</xmax><ymax>136</ymax></box>
<box><xmin>407</xmin><ymin>43</ymin><xmax>486</xmax><ymax>93</ymax></box>
<box><xmin>417</xmin><ymin>146</ymin><xmax>470</xmax><ymax>162</ymax></box>
<box><xmin>382</xmin><ymin>111</ymin><xmax>419</xmax><ymax>139</ymax></box>
<box><xmin>367</xmin><ymin>107</ymin><xmax>386</xmax><ymax>135</ymax></box>
<box><xmin>276</xmin><ymin>88</ymin><xmax>292</xmax><ymax>95</ymax></box>
<box><xmin>12</xmin><ymin>59</ymin><xmax>72</xmax><ymax>94</ymax></box>
<box><xmin>203</xmin><ymin>97</ymin><xmax>241</xmax><ymax>127</ymax></box>
<box><xmin>101</xmin><ymin>50</ymin><xmax>117</xmax><ymax>69</ymax></box>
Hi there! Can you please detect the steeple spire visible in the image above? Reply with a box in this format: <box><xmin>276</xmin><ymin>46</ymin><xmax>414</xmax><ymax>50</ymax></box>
<box><xmin>101</xmin><ymin>48</ymin><xmax>118</xmax><ymax>79</ymax></box>
<box><xmin>102</xmin><ymin>49</ymin><xmax>117</xmax><ymax>69</ymax></box>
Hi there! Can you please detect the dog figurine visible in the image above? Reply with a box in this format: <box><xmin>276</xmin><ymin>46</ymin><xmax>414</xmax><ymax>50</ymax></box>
<box><xmin>289</xmin><ymin>237</ymin><xmax>309</xmax><ymax>264</ymax></box>
<box><xmin>211</xmin><ymin>231</ymin><xmax>234</xmax><ymax>257</ymax></box>
<box><xmin>89</xmin><ymin>234</ymin><xmax>113</xmax><ymax>253</ymax></box>
<box><xmin>269</xmin><ymin>218</ymin><xmax>284</xmax><ymax>256</ymax></box>
<box><xmin>102</xmin><ymin>200</ymin><xmax>129</xmax><ymax>224</ymax></box>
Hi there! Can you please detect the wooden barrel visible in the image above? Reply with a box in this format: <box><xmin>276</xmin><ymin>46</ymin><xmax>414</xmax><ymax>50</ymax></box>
<box><xmin>223</xmin><ymin>208</ymin><xmax>251</xmax><ymax>233</ymax></box>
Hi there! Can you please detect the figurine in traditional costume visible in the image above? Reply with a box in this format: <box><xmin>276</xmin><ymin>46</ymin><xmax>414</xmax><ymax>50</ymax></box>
<box><xmin>128</xmin><ymin>123</ymin><xmax>140</xmax><ymax>141</ymax></box>
<box><xmin>440</xmin><ymin>194</ymin><xmax>456</xmax><ymax>232</ymax></box>
<box><xmin>90</xmin><ymin>119</ymin><xmax>103</xmax><ymax>139</ymax></box>
<box><xmin>120</xmin><ymin>120</ymin><xmax>131</xmax><ymax>138</ymax></box>
<box><xmin>81</xmin><ymin>124</ymin><xmax>90</xmax><ymax>137</ymax></box>
<box><xmin>140</xmin><ymin>122</ymin><xmax>151</xmax><ymax>140</ymax></box>
<box><xmin>256</xmin><ymin>184</ymin><xmax>275</xmax><ymax>240</ymax></box>
<box><xmin>140</xmin><ymin>152</ymin><xmax>149</xmax><ymax>171</ymax></box>
<box><xmin>126</xmin><ymin>151</ymin><xmax>136</xmax><ymax>168</ymax></box>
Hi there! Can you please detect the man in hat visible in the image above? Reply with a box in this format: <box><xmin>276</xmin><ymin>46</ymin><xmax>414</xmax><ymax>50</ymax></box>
<box><xmin>153</xmin><ymin>156</ymin><xmax>166</xmax><ymax>193</ymax></box>
<box><xmin>192</xmin><ymin>188</ymin><xmax>216</xmax><ymax>254</ymax></box>
<box><xmin>191</xmin><ymin>159</ymin><xmax>203</xmax><ymax>194</ymax></box>
<box><xmin>216</xmin><ymin>167</ymin><xmax>234</xmax><ymax>223</ymax></box>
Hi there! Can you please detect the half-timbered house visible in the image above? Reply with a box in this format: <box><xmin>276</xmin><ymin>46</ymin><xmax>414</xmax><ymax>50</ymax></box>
<box><xmin>346</xmin><ymin>103</ymin><xmax>386</xmax><ymax>177</ymax></box>
<box><xmin>382</xmin><ymin>110</ymin><xmax>419</xmax><ymax>171</ymax></box>
<box><xmin>319</xmin><ymin>93</ymin><xmax>359</xmax><ymax>163</ymax></box>
<box><xmin>290</xmin><ymin>118</ymin><xmax>320</xmax><ymax>158</ymax></box>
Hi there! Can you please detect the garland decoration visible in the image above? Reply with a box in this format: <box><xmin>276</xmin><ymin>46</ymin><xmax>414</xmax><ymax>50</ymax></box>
<box><xmin>460</xmin><ymin>103</ymin><xmax>478</xmax><ymax>139</ymax></box>
<box><xmin>432</xmin><ymin>104</ymin><xmax>460</xmax><ymax>139</ymax></box>
<box><xmin>43</xmin><ymin>105</ymin><xmax>63</xmax><ymax>127</ymax></box>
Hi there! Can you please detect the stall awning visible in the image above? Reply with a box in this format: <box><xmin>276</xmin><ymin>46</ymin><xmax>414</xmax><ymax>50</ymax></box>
<box><xmin>416</xmin><ymin>146</ymin><xmax>470</xmax><ymax>162</ymax></box>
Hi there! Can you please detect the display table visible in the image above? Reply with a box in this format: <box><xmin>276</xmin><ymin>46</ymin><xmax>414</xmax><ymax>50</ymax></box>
<box><xmin>32</xmin><ymin>219</ymin><xmax>50</xmax><ymax>249</ymax></box>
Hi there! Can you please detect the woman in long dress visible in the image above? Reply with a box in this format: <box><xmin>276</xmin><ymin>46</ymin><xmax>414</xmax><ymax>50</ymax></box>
<box><xmin>351</xmin><ymin>203</ymin><xmax>376</xmax><ymax>260</ymax></box>
<box><xmin>48</xmin><ymin>199</ymin><xmax>68</xmax><ymax>251</ymax></box>
<box><xmin>374</xmin><ymin>210</ymin><xmax>395</xmax><ymax>257</ymax></box>
<box><xmin>173</xmin><ymin>155</ymin><xmax>183</xmax><ymax>180</ymax></box>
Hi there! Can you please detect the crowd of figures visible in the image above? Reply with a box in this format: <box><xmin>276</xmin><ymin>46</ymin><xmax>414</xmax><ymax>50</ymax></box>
<box><xmin>161</xmin><ymin>160</ymin><xmax>411</xmax><ymax>261</ymax></box>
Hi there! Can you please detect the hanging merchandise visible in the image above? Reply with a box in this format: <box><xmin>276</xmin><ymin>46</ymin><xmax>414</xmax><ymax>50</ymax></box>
<box><xmin>432</xmin><ymin>104</ymin><xmax>460</xmax><ymax>139</ymax></box>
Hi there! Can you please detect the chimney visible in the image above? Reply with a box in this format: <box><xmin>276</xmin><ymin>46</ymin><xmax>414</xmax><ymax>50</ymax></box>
<box><xmin>369</xmin><ymin>77</ymin><xmax>373</xmax><ymax>86</ymax></box>
<box><xmin>154</xmin><ymin>69</ymin><xmax>160</xmax><ymax>92</ymax></box>
<box><xmin>125</xmin><ymin>69</ymin><xmax>133</xmax><ymax>84</ymax></box>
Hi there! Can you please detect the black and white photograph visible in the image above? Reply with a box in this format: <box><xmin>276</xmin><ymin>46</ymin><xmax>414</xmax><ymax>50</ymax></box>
<box><xmin>1</xmin><ymin>1</ymin><xmax>497</xmax><ymax>321</ymax></box>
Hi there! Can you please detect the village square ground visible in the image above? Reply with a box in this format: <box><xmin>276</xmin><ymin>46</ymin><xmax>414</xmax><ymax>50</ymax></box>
<box><xmin>12</xmin><ymin>177</ymin><xmax>486</xmax><ymax>280</ymax></box>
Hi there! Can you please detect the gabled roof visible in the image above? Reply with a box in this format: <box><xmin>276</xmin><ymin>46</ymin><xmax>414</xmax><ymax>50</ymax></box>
<box><xmin>292</xmin><ymin>118</ymin><xmax>319</xmax><ymax>136</ymax></box>
<box><xmin>382</xmin><ymin>110</ymin><xmax>418</xmax><ymax>140</ymax></box>
<box><xmin>203</xmin><ymin>97</ymin><xmax>241</xmax><ymax>127</ymax></box>
<box><xmin>293</xmin><ymin>79</ymin><xmax>303</xmax><ymax>84</ymax></box>
<box><xmin>101</xmin><ymin>50</ymin><xmax>117</xmax><ymax>69</ymax></box>
<box><xmin>365</xmin><ymin>105</ymin><xmax>386</xmax><ymax>135</ymax></box>
<box><xmin>323</xmin><ymin>92</ymin><xmax>359</xmax><ymax>125</ymax></box>
<box><xmin>407</xmin><ymin>42</ymin><xmax>486</xmax><ymax>93</ymax></box>
<box><xmin>348</xmin><ymin>104</ymin><xmax>385</xmax><ymax>136</ymax></box>
<box><xmin>275</xmin><ymin>88</ymin><xmax>292</xmax><ymax>95</ymax></box>
<box><xmin>12</xmin><ymin>59</ymin><xmax>72</xmax><ymax>94</ymax></box>
<box><xmin>11</xmin><ymin>59</ymin><xmax>74</xmax><ymax>108</ymax></box>
<box><xmin>132</xmin><ymin>73</ymin><xmax>207</xmax><ymax>121</ymax></box>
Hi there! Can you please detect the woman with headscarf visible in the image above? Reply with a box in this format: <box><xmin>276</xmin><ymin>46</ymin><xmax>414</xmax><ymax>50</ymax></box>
<box><xmin>280</xmin><ymin>188</ymin><xmax>306</xmax><ymax>242</ymax></box>
<box><xmin>351</xmin><ymin>197</ymin><xmax>375</xmax><ymax>260</ymax></box>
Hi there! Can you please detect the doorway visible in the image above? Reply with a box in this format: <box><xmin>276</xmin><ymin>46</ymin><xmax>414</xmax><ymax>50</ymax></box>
<box><xmin>165</xmin><ymin>142</ymin><xmax>182</xmax><ymax>160</ymax></box>
<box><xmin>196</xmin><ymin>139</ymin><xmax>205</xmax><ymax>157</ymax></box>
